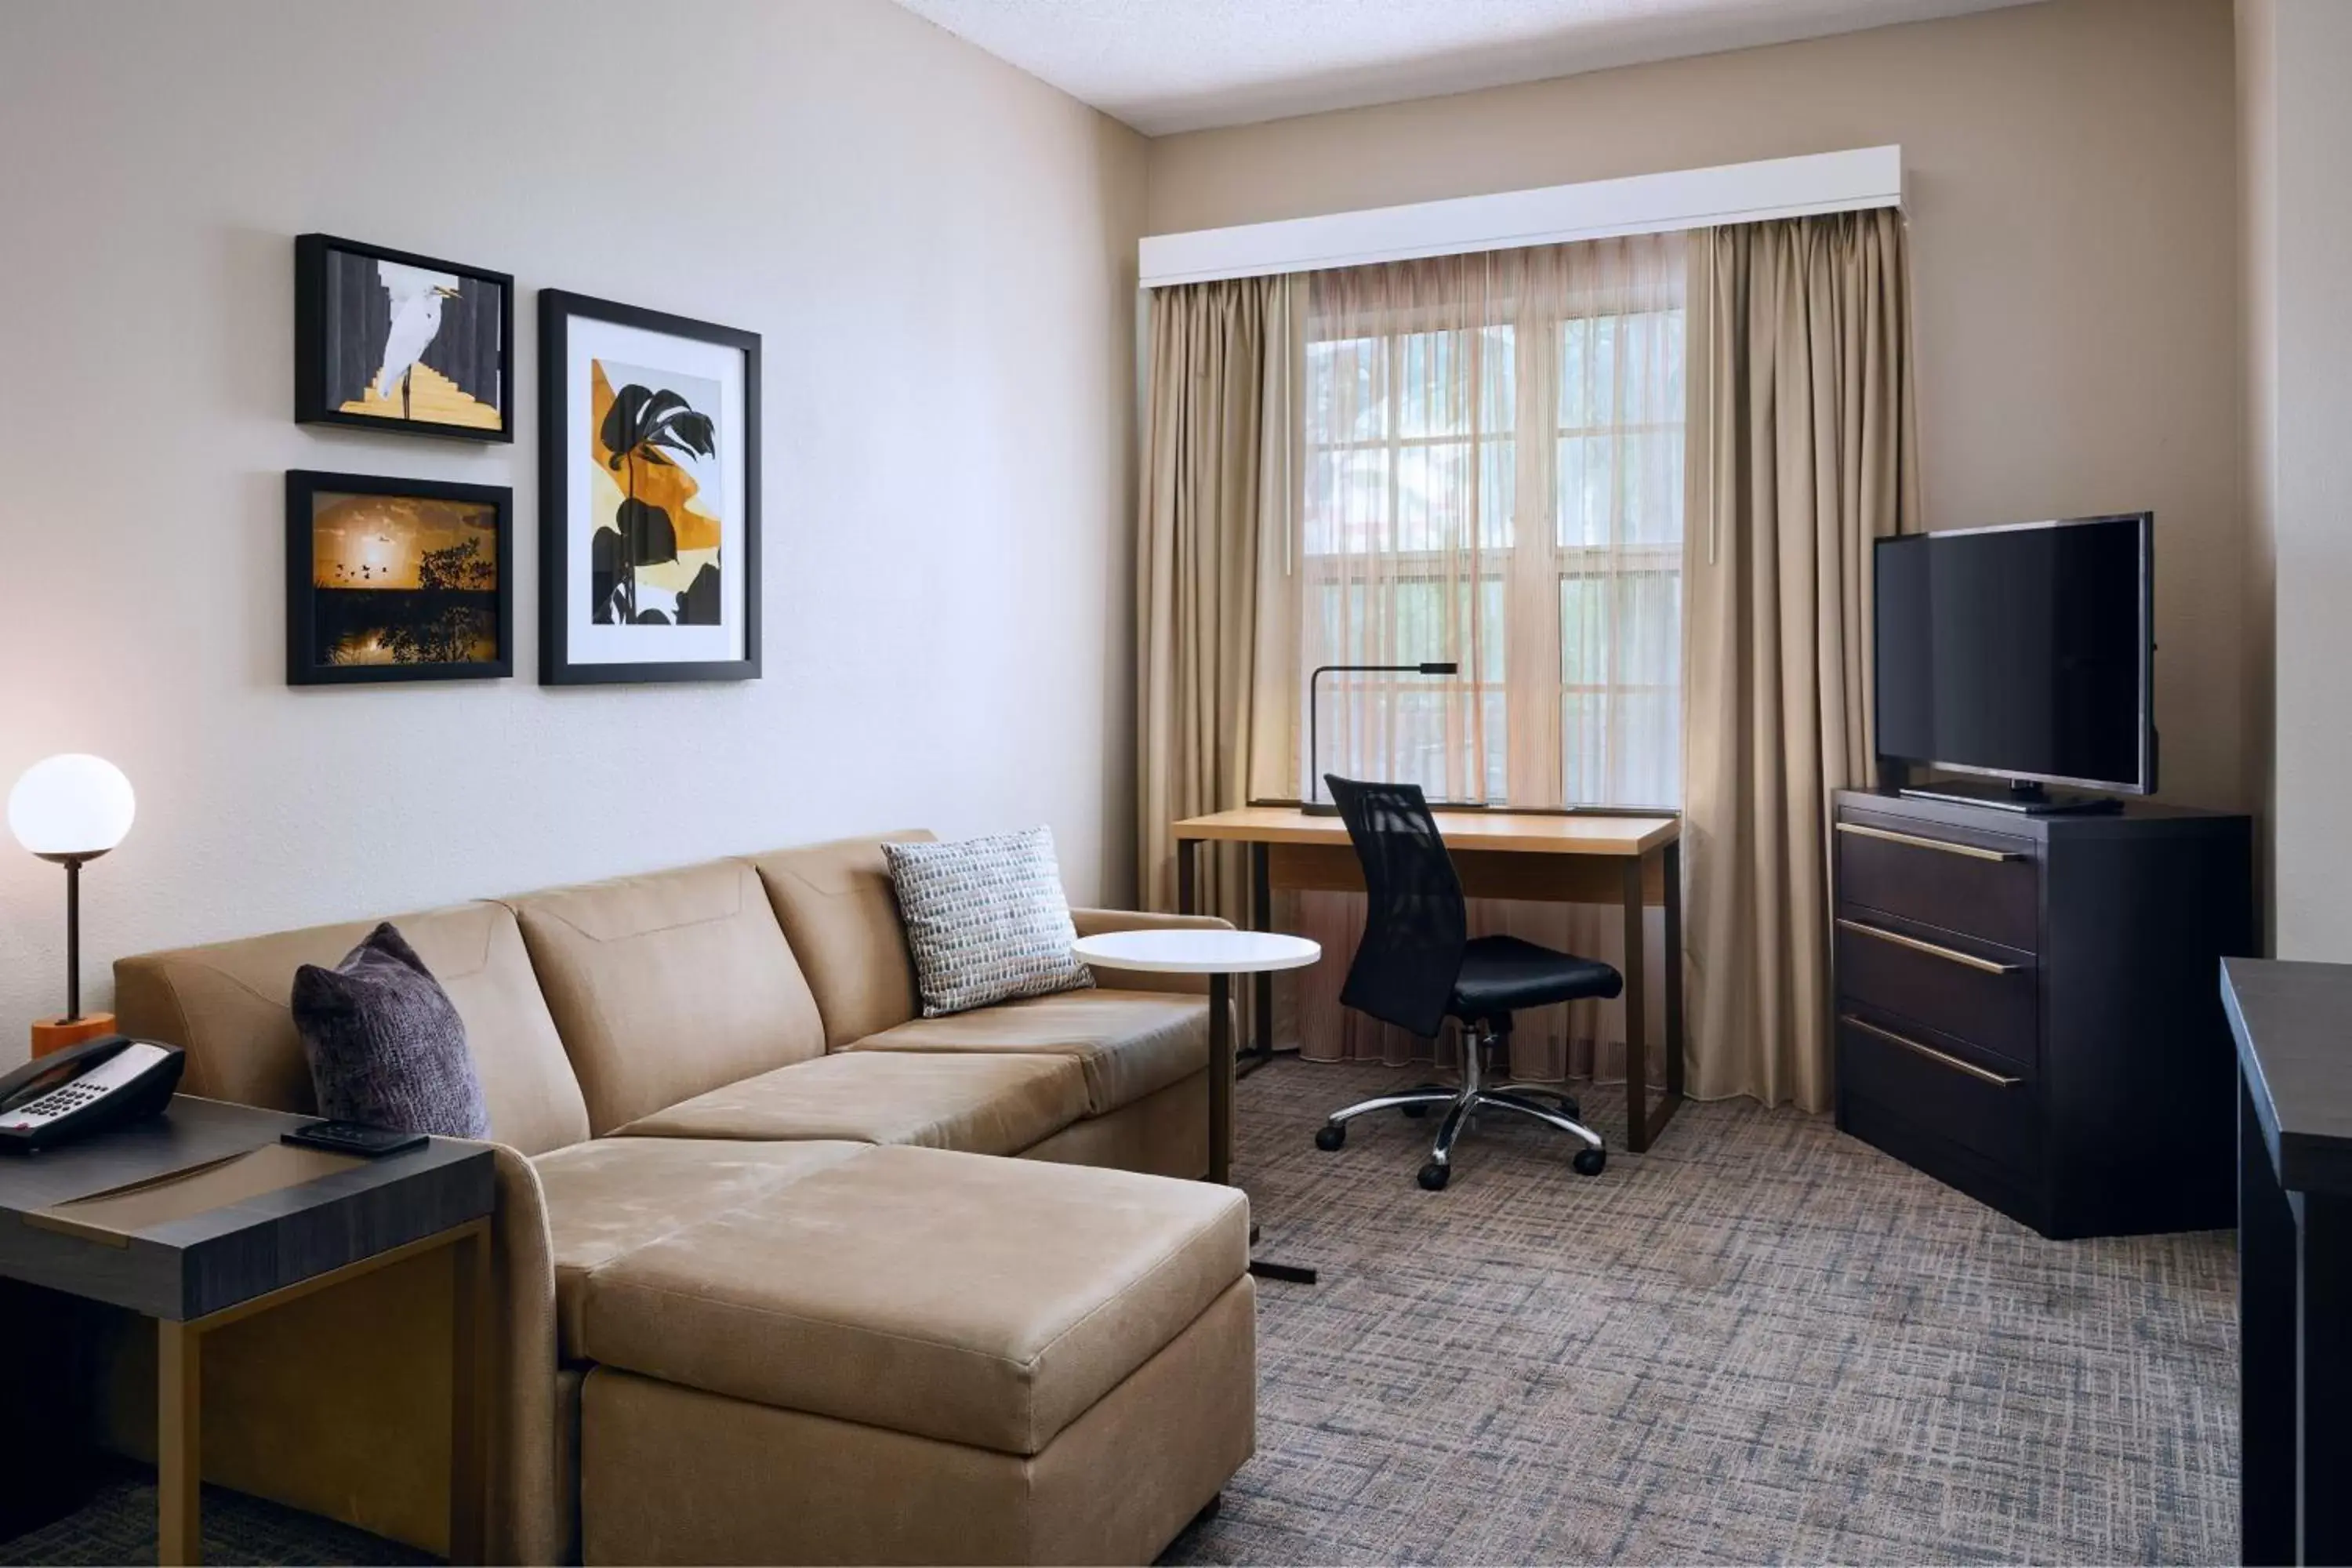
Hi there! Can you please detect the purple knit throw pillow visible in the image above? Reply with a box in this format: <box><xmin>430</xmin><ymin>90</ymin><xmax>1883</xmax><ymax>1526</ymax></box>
<box><xmin>292</xmin><ymin>922</ymin><xmax>490</xmax><ymax>1138</ymax></box>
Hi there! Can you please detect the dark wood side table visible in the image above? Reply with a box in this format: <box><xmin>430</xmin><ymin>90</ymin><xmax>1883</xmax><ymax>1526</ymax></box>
<box><xmin>0</xmin><ymin>1095</ymin><xmax>494</xmax><ymax>1566</ymax></box>
<box><xmin>2224</xmin><ymin>957</ymin><xmax>2352</xmax><ymax>1566</ymax></box>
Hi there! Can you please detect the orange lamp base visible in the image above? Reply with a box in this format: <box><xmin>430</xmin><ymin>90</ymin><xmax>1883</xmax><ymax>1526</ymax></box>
<box><xmin>31</xmin><ymin>1013</ymin><xmax>116</xmax><ymax>1058</ymax></box>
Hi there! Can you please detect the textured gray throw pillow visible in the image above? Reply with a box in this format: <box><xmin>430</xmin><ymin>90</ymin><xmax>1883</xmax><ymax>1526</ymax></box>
<box><xmin>884</xmin><ymin>826</ymin><xmax>1094</xmax><ymax>1017</ymax></box>
<box><xmin>292</xmin><ymin>922</ymin><xmax>491</xmax><ymax>1138</ymax></box>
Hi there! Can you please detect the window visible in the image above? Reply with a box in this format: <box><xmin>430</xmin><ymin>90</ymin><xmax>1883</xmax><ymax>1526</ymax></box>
<box><xmin>1294</xmin><ymin>237</ymin><xmax>1686</xmax><ymax>809</ymax></box>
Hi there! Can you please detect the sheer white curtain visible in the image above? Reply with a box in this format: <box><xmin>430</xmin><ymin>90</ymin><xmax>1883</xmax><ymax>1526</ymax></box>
<box><xmin>1261</xmin><ymin>234</ymin><xmax>1686</xmax><ymax>1081</ymax></box>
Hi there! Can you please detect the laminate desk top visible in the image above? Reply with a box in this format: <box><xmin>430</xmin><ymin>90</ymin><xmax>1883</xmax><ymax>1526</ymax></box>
<box><xmin>2223</xmin><ymin>956</ymin><xmax>2352</xmax><ymax>1198</ymax></box>
<box><xmin>1174</xmin><ymin>805</ymin><xmax>1679</xmax><ymax>856</ymax></box>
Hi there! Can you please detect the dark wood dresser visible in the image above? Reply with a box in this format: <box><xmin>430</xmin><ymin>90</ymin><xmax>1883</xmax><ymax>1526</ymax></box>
<box><xmin>1831</xmin><ymin>789</ymin><xmax>2253</xmax><ymax>1238</ymax></box>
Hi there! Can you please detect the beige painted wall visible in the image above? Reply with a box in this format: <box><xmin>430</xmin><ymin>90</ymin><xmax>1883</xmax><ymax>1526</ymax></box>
<box><xmin>0</xmin><ymin>0</ymin><xmax>1146</xmax><ymax>1050</ymax></box>
<box><xmin>2239</xmin><ymin>0</ymin><xmax>2352</xmax><ymax>960</ymax></box>
<box><xmin>1145</xmin><ymin>0</ymin><xmax>2247</xmax><ymax>814</ymax></box>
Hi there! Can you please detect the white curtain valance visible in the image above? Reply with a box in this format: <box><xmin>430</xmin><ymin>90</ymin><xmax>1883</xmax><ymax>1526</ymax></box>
<box><xmin>1139</xmin><ymin>146</ymin><xmax>1901</xmax><ymax>289</ymax></box>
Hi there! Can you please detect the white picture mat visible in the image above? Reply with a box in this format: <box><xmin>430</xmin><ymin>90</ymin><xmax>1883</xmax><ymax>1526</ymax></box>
<box><xmin>562</xmin><ymin>316</ymin><xmax>748</xmax><ymax>665</ymax></box>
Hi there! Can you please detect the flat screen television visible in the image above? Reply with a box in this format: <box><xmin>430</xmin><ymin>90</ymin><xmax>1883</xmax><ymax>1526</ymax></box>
<box><xmin>1873</xmin><ymin>513</ymin><xmax>2154</xmax><ymax>811</ymax></box>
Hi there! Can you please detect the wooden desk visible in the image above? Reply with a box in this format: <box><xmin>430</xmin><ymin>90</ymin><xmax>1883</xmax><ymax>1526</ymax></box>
<box><xmin>1173</xmin><ymin>806</ymin><xmax>1686</xmax><ymax>1151</ymax></box>
<box><xmin>2225</xmin><ymin>958</ymin><xmax>2352</xmax><ymax>1566</ymax></box>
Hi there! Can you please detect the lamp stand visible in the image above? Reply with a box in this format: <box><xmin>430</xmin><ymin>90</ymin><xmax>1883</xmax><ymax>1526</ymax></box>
<box><xmin>30</xmin><ymin>851</ymin><xmax>114</xmax><ymax>1058</ymax></box>
<box><xmin>1304</xmin><ymin>660</ymin><xmax>1461</xmax><ymax>815</ymax></box>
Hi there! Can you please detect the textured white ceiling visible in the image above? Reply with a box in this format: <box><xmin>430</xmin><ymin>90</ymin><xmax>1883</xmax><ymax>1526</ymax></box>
<box><xmin>892</xmin><ymin>0</ymin><xmax>2044</xmax><ymax>135</ymax></box>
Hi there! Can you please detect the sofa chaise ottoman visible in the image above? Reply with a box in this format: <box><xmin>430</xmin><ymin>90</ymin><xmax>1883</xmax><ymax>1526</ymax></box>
<box><xmin>578</xmin><ymin>1145</ymin><xmax>1251</xmax><ymax>1564</ymax></box>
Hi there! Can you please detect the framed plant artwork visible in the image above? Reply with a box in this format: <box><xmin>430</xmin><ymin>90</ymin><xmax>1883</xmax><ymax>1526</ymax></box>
<box><xmin>294</xmin><ymin>234</ymin><xmax>514</xmax><ymax>442</ymax></box>
<box><xmin>538</xmin><ymin>290</ymin><xmax>761</xmax><ymax>684</ymax></box>
<box><xmin>285</xmin><ymin>470</ymin><xmax>514</xmax><ymax>684</ymax></box>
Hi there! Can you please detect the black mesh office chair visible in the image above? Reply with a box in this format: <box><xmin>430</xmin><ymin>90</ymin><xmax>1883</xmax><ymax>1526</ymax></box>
<box><xmin>1313</xmin><ymin>775</ymin><xmax>1620</xmax><ymax>1189</ymax></box>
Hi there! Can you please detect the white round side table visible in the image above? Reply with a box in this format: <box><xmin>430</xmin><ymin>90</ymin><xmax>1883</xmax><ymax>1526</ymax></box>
<box><xmin>1073</xmin><ymin>928</ymin><xmax>1321</xmax><ymax>1283</ymax></box>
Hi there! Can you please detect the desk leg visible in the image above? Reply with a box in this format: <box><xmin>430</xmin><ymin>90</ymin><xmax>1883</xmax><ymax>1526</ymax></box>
<box><xmin>1621</xmin><ymin>856</ymin><xmax>1650</xmax><ymax>1152</ymax></box>
<box><xmin>2303</xmin><ymin>1193</ymin><xmax>2352</xmax><ymax>1565</ymax></box>
<box><xmin>1663</xmin><ymin>838</ymin><xmax>1686</xmax><ymax>1105</ymax></box>
<box><xmin>448</xmin><ymin>1222</ymin><xmax>492</xmax><ymax>1566</ymax></box>
<box><xmin>157</xmin><ymin>1320</ymin><xmax>199</xmax><ymax>1567</ymax></box>
<box><xmin>1233</xmin><ymin>841</ymin><xmax>1278</xmax><ymax>1078</ymax></box>
<box><xmin>2241</xmin><ymin>1073</ymin><xmax>2298</xmax><ymax>1566</ymax></box>
<box><xmin>1208</xmin><ymin>971</ymin><xmax>1232</xmax><ymax>1187</ymax></box>
<box><xmin>1621</xmin><ymin>846</ymin><xmax>1683</xmax><ymax>1153</ymax></box>
<box><xmin>1177</xmin><ymin>837</ymin><xmax>1197</xmax><ymax>917</ymax></box>
<box><xmin>1250</xmin><ymin>842</ymin><xmax>1273</xmax><ymax>1066</ymax></box>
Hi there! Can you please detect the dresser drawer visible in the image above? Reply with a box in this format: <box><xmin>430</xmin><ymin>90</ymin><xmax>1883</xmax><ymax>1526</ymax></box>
<box><xmin>1835</xmin><ymin>815</ymin><xmax>2038</xmax><ymax>951</ymax></box>
<box><xmin>1835</xmin><ymin>916</ymin><xmax>2036</xmax><ymax>1067</ymax></box>
<box><xmin>1837</xmin><ymin>1011</ymin><xmax>2038</xmax><ymax>1174</ymax></box>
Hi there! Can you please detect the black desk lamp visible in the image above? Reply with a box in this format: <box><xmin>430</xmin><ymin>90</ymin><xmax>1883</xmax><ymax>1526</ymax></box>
<box><xmin>1302</xmin><ymin>662</ymin><xmax>1459</xmax><ymax>815</ymax></box>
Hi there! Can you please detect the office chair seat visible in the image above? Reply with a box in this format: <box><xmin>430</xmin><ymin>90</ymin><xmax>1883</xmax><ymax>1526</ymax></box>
<box><xmin>1450</xmin><ymin>935</ymin><xmax>1623</xmax><ymax>1017</ymax></box>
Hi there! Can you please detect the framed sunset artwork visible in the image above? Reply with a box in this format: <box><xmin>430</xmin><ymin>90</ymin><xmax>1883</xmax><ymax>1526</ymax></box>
<box><xmin>538</xmin><ymin>290</ymin><xmax>761</xmax><ymax>684</ymax></box>
<box><xmin>285</xmin><ymin>470</ymin><xmax>514</xmax><ymax>684</ymax></box>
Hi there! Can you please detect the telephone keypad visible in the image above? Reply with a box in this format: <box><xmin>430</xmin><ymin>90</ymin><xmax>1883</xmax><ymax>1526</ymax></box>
<box><xmin>24</xmin><ymin>1083</ymin><xmax>105</xmax><ymax>1120</ymax></box>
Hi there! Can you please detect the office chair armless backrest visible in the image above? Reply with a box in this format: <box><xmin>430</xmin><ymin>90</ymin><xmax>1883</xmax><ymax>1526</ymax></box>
<box><xmin>1323</xmin><ymin>775</ymin><xmax>1468</xmax><ymax>1040</ymax></box>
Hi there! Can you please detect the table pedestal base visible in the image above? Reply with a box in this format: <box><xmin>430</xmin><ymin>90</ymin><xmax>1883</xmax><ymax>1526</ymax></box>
<box><xmin>1243</xmin><ymin>1220</ymin><xmax>1317</xmax><ymax>1283</ymax></box>
<box><xmin>1211</xmin><ymin>973</ymin><xmax>1319</xmax><ymax>1287</ymax></box>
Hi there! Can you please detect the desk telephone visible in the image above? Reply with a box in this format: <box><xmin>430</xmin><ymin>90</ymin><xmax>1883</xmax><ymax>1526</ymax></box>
<box><xmin>0</xmin><ymin>1033</ymin><xmax>185</xmax><ymax>1152</ymax></box>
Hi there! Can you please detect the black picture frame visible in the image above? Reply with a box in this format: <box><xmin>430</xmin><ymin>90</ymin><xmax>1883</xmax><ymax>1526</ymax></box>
<box><xmin>285</xmin><ymin>469</ymin><xmax>515</xmax><ymax>685</ymax></box>
<box><xmin>294</xmin><ymin>234</ymin><xmax>515</xmax><ymax>443</ymax></box>
<box><xmin>538</xmin><ymin>289</ymin><xmax>762</xmax><ymax>685</ymax></box>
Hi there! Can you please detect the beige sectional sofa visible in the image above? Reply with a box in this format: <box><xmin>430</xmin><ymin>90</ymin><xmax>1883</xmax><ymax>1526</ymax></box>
<box><xmin>109</xmin><ymin>830</ymin><xmax>1253</xmax><ymax>1565</ymax></box>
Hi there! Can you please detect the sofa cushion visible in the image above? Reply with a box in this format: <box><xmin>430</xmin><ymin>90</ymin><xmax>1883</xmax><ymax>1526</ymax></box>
<box><xmin>577</xmin><ymin>1145</ymin><xmax>1250</xmax><ymax>1455</ymax></box>
<box><xmin>533</xmin><ymin>1136</ymin><xmax>869</xmax><ymax>1356</ymax></box>
<box><xmin>746</xmin><ymin>831</ymin><xmax>934</xmax><ymax>1050</ymax></box>
<box><xmin>612</xmin><ymin>1051</ymin><xmax>1090</xmax><ymax>1155</ymax></box>
<box><xmin>846</xmin><ymin>989</ymin><xmax>1207</xmax><ymax>1116</ymax></box>
<box><xmin>112</xmin><ymin>902</ymin><xmax>590</xmax><ymax>1156</ymax></box>
<box><xmin>508</xmin><ymin>861</ymin><xmax>826</xmax><ymax>1135</ymax></box>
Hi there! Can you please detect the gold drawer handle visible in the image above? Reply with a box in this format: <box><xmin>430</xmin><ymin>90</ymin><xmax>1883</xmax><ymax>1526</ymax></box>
<box><xmin>1842</xmin><ymin>1014</ymin><xmax>2023</xmax><ymax>1087</ymax></box>
<box><xmin>1837</xmin><ymin>822</ymin><xmax>2025</xmax><ymax>862</ymax></box>
<box><xmin>1835</xmin><ymin>917</ymin><xmax>2024</xmax><ymax>975</ymax></box>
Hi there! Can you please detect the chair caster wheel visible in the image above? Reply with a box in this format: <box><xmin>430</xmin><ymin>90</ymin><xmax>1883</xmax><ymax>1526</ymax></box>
<box><xmin>1417</xmin><ymin>1161</ymin><xmax>1451</xmax><ymax>1191</ymax></box>
<box><xmin>1400</xmin><ymin>1103</ymin><xmax>1431</xmax><ymax>1118</ymax></box>
<box><xmin>1573</xmin><ymin>1147</ymin><xmax>1606</xmax><ymax>1177</ymax></box>
<box><xmin>1314</xmin><ymin>1123</ymin><xmax>1346</xmax><ymax>1152</ymax></box>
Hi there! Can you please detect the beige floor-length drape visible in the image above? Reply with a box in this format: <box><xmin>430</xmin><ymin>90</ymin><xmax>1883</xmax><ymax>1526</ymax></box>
<box><xmin>1682</xmin><ymin>210</ymin><xmax>1922</xmax><ymax>1112</ymax></box>
<box><xmin>1135</xmin><ymin>275</ymin><xmax>1303</xmax><ymax>923</ymax></box>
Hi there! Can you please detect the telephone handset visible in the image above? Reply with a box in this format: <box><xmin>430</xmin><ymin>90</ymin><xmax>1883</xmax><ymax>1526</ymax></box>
<box><xmin>0</xmin><ymin>1034</ymin><xmax>186</xmax><ymax>1152</ymax></box>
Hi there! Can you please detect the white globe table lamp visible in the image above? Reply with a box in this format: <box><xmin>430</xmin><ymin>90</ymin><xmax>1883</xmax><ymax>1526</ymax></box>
<box><xmin>9</xmin><ymin>753</ymin><xmax>136</xmax><ymax>1057</ymax></box>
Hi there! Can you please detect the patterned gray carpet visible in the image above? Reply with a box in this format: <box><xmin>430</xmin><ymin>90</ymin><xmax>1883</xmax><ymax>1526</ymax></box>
<box><xmin>1</xmin><ymin>1061</ymin><xmax>2237</xmax><ymax>1565</ymax></box>
<box><xmin>1167</xmin><ymin>1059</ymin><xmax>2238</xmax><ymax>1565</ymax></box>
<box><xmin>0</xmin><ymin>1468</ymin><xmax>431</xmax><ymax>1566</ymax></box>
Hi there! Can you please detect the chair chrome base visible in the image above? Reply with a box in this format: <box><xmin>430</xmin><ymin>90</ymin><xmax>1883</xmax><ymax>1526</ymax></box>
<box><xmin>1313</xmin><ymin>1025</ymin><xmax>1606</xmax><ymax>1189</ymax></box>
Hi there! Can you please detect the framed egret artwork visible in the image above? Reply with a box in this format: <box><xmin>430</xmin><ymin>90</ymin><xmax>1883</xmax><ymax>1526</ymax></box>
<box><xmin>294</xmin><ymin>234</ymin><xmax>514</xmax><ymax>441</ymax></box>
<box><xmin>285</xmin><ymin>470</ymin><xmax>514</xmax><ymax>684</ymax></box>
<box><xmin>538</xmin><ymin>290</ymin><xmax>761</xmax><ymax>684</ymax></box>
